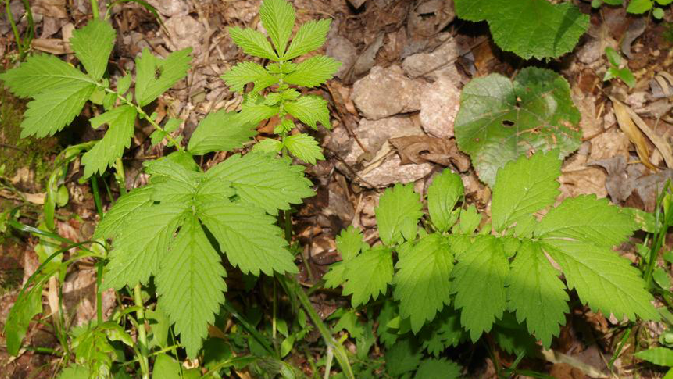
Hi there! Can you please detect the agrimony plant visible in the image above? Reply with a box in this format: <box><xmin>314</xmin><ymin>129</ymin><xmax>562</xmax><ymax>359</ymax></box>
<box><xmin>325</xmin><ymin>151</ymin><xmax>658</xmax><ymax>349</ymax></box>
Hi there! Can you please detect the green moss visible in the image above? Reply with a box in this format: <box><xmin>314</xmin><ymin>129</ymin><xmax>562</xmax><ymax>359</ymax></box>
<box><xmin>0</xmin><ymin>83</ymin><xmax>59</xmax><ymax>188</ymax></box>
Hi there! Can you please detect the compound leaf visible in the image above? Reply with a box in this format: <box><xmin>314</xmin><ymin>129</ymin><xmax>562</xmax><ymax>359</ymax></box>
<box><xmin>260</xmin><ymin>0</ymin><xmax>295</xmax><ymax>56</ymax></box>
<box><xmin>70</xmin><ymin>19</ymin><xmax>116</xmax><ymax>80</ymax></box>
<box><xmin>284</xmin><ymin>95</ymin><xmax>331</xmax><ymax>129</ymax></box>
<box><xmin>284</xmin><ymin>19</ymin><xmax>331</xmax><ymax>60</ymax></box>
<box><xmin>57</xmin><ymin>365</ymin><xmax>90</xmax><ymax>379</ymax></box>
<box><xmin>0</xmin><ymin>54</ymin><xmax>94</xmax><ymax>98</ymax></box>
<box><xmin>135</xmin><ymin>47</ymin><xmax>192</xmax><ymax>107</ymax></box>
<box><xmin>452</xmin><ymin>235</ymin><xmax>508</xmax><ymax>341</ymax></box>
<box><xmin>343</xmin><ymin>247</ymin><xmax>393</xmax><ymax>307</ymax></box>
<box><xmin>104</xmin><ymin>203</ymin><xmax>186</xmax><ymax>289</ymax></box>
<box><xmin>542</xmin><ymin>239</ymin><xmax>658</xmax><ymax>321</ymax></box>
<box><xmin>507</xmin><ymin>240</ymin><xmax>568</xmax><ymax>347</ymax></box>
<box><xmin>284</xmin><ymin>133</ymin><xmax>324</xmax><ymax>164</ymax></box>
<box><xmin>188</xmin><ymin>110</ymin><xmax>257</xmax><ymax>155</ymax></box>
<box><xmin>156</xmin><ymin>215</ymin><xmax>226</xmax><ymax>359</ymax></box>
<box><xmin>376</xmin><ymin>184</ymin><xmax>423</xmax><ymax>246</ymax></box>
<box><xmin>393</xmin><ymin>234</ymin><xmax>453</xmax><ymax>333</ymax></box>
<box><xmin>21</xmin><ymin>81</ymin><xmax>96</xmax><ymax>138</ymax></box>
<box><xmin>228</xmin><ymin>27</ymin><xmax>278</xmax><ymax>61</ymax></box>
<box><xmin>336</xmin><ymin>226</ymin><xmax>366</xmax><ymax>262</ymax></box>
<box><xmin>455</xmin><ymin>67</ymin><xmax>581</xmax><ymax>186</ymax></box>
<box><xmin>427</xmin><ymin>170</ymin><xmax>463</xmax><ymax>232</ymax></box>
<box><xmin>454</xmin><ymin>0</ymin><xmax>589</xmax><ymax>59</ymax></box>
<box><xmin>205</xmin><ymin>153</ymin><xmax>314</xmax><ymax>214</ymax></box>
<box><xmin>491</xmin><ymin>150</ymin><xmax>561</xmax><ymax>232</ymax></box>
<box><xmin>197</xmin><ymin>199</ymin><xmax>297</xmax><ymax>276</ymax></box>
<box><xmin>284</xmin><ymin>55</ymin><xmax>342</xmax><ymax>87</ymax></box>
<box><xmin>240</xmin><ymin>101</ymin><xmax>280</xmax><ymax>125</ymax></box>
<box><xmin>81</xmin><ymin>105</ymin><xmax>137</xmax><ymax>179</ymax></box>
<box><xmin>221</xmin><ymin>61</ymin><xmax>277</xmax><ymax>93</ymax></box>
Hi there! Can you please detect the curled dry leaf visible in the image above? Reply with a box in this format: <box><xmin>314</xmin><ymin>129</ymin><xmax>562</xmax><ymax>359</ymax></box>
<box><xmin>389</xmin><ymin>136</ymin><xmax>470</xmax><ymax>172</ymax></box>
<box><xmin>611</xmin><ymin>99</ymin><xmax>655</xmax><ymax>169</ymax></box>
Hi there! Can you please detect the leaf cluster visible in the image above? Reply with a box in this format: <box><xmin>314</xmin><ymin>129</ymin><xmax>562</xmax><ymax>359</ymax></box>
<box><xmin>213</xmin><ymin>0</ymin><xmax>341</xmax><ymax>164</ymax></box>
<box><xmin>0</xmin><ymin>19</ymin><xmax>192</xmax><ymax>179</ymax></box>
<box><xmin>95</xmin><ymin>151</ymin><xmax>314</xmax><ymax>358</ymax></box>
<box><xmin>325</xmin><ymin>151</ymin><xmax>658</xmax><ymax>349</ymax></box>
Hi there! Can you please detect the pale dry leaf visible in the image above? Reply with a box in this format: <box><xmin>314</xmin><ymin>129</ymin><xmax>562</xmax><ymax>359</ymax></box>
<box><xmin>611</xmin><ymin>99</ymin><xmax>655</xmax><ymax>169</ymax></box>
<box><xmin>621</xmin><ymin>102</ymin><xmax>673</xmax><ymax>168</ymax></box>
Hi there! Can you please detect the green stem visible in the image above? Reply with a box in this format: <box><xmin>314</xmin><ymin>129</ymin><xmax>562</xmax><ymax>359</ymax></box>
<box><xmin>96</xmin><ymin>261</ymin><xmax>104</xmax><ymax>323</ymax></box>
<box><xmin>133</xmin><ymin>284</ymin><xmax>150</xmax><ymax>379</ymax></box>
<box><xmin>280</xmin><ymin>276</ymin><xmax>354</xmax><ymax>379</ymax></box>
<box><xmin>90</xmin><ymin>0</ymin><xmax>100</xmax><ymax>19</ymax></box>
<box><xmin>5</xmin><ymin>0</ymin><xmax>24</xmax><ymax>60</ymax></box>
<box><xmin>113</xmin><ymin>158</ymin><xmax>127</xmax><ymax>195</ymax></box>
<box><xmin>101</xmin><ymin>86</ymin><xmax>184</xmax><ymax>151</ymax></box>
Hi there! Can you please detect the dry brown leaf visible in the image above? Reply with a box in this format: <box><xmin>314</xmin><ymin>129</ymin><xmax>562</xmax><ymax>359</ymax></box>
<box><xmin>621</xmin><ymin>103</ymin><xmax>673</xmax><ymax>168</ymax></box>
<box><xmin>31</xmin><ymin>39</ymin><xmax>70</xmax><ymax>54</ymax></box>
<box><xmin>611</xmin><ymin>99</ymin><xmax>655</xmax><ymax>169</ymax></box>
<box><xmin>389</xmin><ymin>135</ymin><xmax>470</xmax><ymax>171</ymax></box>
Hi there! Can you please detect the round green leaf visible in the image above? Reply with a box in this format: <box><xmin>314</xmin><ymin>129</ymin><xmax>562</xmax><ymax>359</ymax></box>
<box><xmin>455</xmin><ymin>67</ymin><xmax>581</xmax><ymax>186</ymax></box>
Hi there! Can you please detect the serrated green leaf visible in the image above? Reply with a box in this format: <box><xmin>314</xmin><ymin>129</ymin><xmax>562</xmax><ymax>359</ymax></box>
<box><xmin>222</xmin><ymin>61</ymin><xmax>278</xmax><ymax>93</ymax></box>
<box><xmin>104</xmin><ymin>203</ymin><xmax>186</xmax><ymax>289</ymax></box>
<box><xmin>156</xmin><ymin>216</ymin><xmax>226</xmax><ymax>359</ymax></box>
<box><xmin>284</xmin><ymin>19</ymin><xmax>331</xmax><ymax>60</ymax></box>
<box><xmin>57</xmin><ymin>365</ymin><xmax>90</xmax><ymax>379</ymax></box>
<box><xmin>507</xmin><ymin>240</ymin><xmax>568</xmax><ymax>347</ymax></box>
<box><xmin>627</xmin><ymin>0</ymin><xmax>653</xmax><ymax>13</ymax></box>
<box><xmin>542</xmin><ymin>239</ymin><xmax>658</xmax><ymax>321</ymax></box>
<box><xmin>492</xmin><ymin>150</ymin><xmax>561</xmax><ymax>232</ymax></box>
<box><xmin>0</xmin><ymin>55</ymin><xmax>95</xmax><ymax>98</ymax></box>
<box><xmin>535</xmin><ymin>195</ymin><xmax>637</xmax><ymax>248</ymax></box>
<box><xmin>284</xmin><ymin>133</ymin><xmax>324</xmax><ymax>164</ymax></box>
<box><xmin>152</xmin><ymin>353</ymin><xmax>202</xmax><ymax>379</ymax></box>
<box><xmin>323</xmin><ymin>261</ymin><xmax>348</xmax><ymax>289</ymax></box>
<box><xmin>117</xmin><ymin>74</ymin><xmax>132</xmax><ymax>94</ymax></box>
<box><xmin>342</xmin><ymin>246</ymin><xmax>393</xmax><ymax>307</ymax></box>
<box><xmin>394</xmin><ymin>234</ymin><xmax>453</xmax><ymax>333</ymax></box>
<box><xmin>421</xmin><ymin>309</ymin><xmax>465</xmax><ymax>356</ymax></box>
<box><xmin>452</xmin><ymin>205</ymin><xmax>482</xmax><ymax>235</ymax></box>
<box><xmin>204</xmin><ymin>153</ymin><xmax>314</xmax><ymax>214</ymax></box>
<box><xmin>284</xmin><ymin>55</ymin><xmax>341</xmax><ymax>87</ymax></box>
<box><xmin>284</xmin><ymin>95</ymin><xmax>331</xmax><ymax>129</ymax></box>
<box><xmin>252</xmin><ymin>138</ymin><xmax>283</xmax><ymax>154</ymax></box>
<box><xmin>70</xmin><ymin>19</ymin><xmax>116</xmax><ymax>80</ymax></box>
<box><xmin>229</xmin><ymin>27</ymin><xmax>278</xmax><ymax>60</ymax></box>
<box><xmin>427</xmin><ymin>170</ymin><xmax>463</xmax><ymax>232</ymax></box>
<box><xmin>188</xmin><ymin>110</ymin><xmax>257</xmax><ymax>155</ymax></box>
<box><xmin>454</xmin><ymin>0</ymin><xmax>589</xmax><ymax>59</ymax></box>
<box><xmin>376</xmin><ymin>184</ymin><xmax>423</xmax><ymax>246</ymax></box>
<box><xmin>5</xmin><ymin>284</ymin><xmax>43</xmax><ymax>356</ymax></box>
<box><xmin>240</xmin><ymin>101</ymin><xmax>280</xmax><ymax>125</ymax></box>
<box><xmin>635</xmin><ymin>347</ymin><xmax>673</xmax><ymax>366</ymax></box>
<box><xmin>452</xmin><ymin>235</ymin><xmax>508</xmax><ymax>341</ymax></box>
<box><xmin>260</xmin><ymin>0</ymin><xmax>295</xmax><ymax>56</ymax></box>
<box><xmin>455</xmin><ymin>67</ymin><xmax>581</xmax><ymax>186</ymax></box>
<box><xmin>94</xmin><ymin>186</ymin><xmax>154</xmax><ymax>239</ymax></box>
<box><xmin>385</xmin><ymin>338</ymin><xmax>422</xmax><ymax>377</ymax></box>
<box><xmin>20</xmin><ymin>81</ymin><xmax>96</xmax><ymax>138</ymax></box>
<box><xmin>145</xmin><ymin>156</ymin><xmax>202</xmax><ymax>204</ymax></box>
<box><xmin>336</xmin><ymin>226</ymin><xmax>366</xmax><ymax>262</ymax></box>
<box><xmin>81</xmin><ymin>105</ymin><xmax>137</xmax><ymax>179</ymax></box>
<box><xmin>414</xmin><ymin>359</ymin><xmax>461</xmax><ymax>379</ymax></box>
<box><xmin>198</xmin><ymin>199</ymin><xmax>297</xmax><ymax>276</ymax></box>
<box><xmin>135</xmin><ymin>48</ymin><xmax>192</xmax><ymax>107</ymax></box>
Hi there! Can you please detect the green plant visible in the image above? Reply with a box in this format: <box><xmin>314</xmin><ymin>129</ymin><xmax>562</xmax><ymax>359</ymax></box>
<box><xmin>593</xmin><ymin>0</ymin><xmax>672</xmax><ymax>19</ymax></box>
<box><xmin>1</xmin><ymin>0</ymin><xmax>349</xmax><ymax>377</ymax></box>
<box><xmin>325</xmin><ymin>151</ymin><xmax>658</xmax><ymax>363</ymax></box>
<box><xmin>604</xmin><ymin>47</ymin><xmax>636</xmax><ymax>88</ymax></box>
<box><xmin>454</xmin><ymin>0</ymin><xmax>589</xmax><ymax>60</ymax></box>
<box><xmin>454</xmin><ymin>67</ymin><xmax>582</xmax><ymax>186</ymax></box>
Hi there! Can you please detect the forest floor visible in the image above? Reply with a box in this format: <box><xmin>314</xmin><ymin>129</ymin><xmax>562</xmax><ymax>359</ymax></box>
<box><xmin>2</xmin><ymin>0</ymin><xmax>673</xmax><ymax>378</ymax></box>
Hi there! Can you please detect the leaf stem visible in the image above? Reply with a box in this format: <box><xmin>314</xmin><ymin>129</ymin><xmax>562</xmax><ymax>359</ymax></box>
<box><xmin>101</xmin><ymin>86</ymin><xmax>185</xmax><ymax>151</ymax></box>
<box><xmin>90</xmin><ymin>0</ymin><xmax>100</xmax><ymax>19</ymax></box>
<box><xmin>133</xmin><ymin>284</ymin><xmax>150</xmax><ymax>379</ymax></box>
<box><xmin>5</xmin><ymin>0</ymin><xmax>24</xmax><ymax>60</ymax></box>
